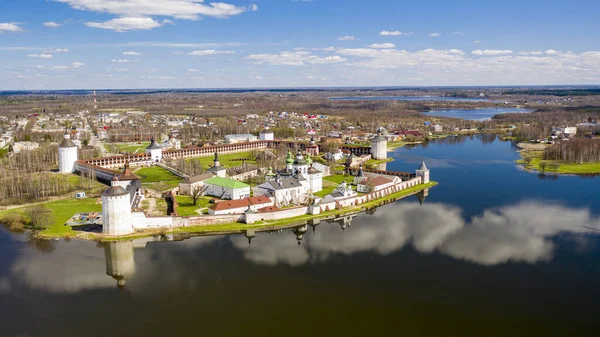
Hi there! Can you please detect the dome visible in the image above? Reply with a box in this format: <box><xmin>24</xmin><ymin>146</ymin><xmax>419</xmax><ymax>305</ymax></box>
<box><xmin>146</xmin><ymin>138</ymin><xmax>162</xmax><ymax>150</ymax></box>
<box><xmin>103</xmin><ymin>185</ymin><xmax>128</xmax><ymax>197</ymax></box>
<box><xmin>285</xmin><ymin>150</ymin><xmax>294</xmax><ymax>164</ymax></box>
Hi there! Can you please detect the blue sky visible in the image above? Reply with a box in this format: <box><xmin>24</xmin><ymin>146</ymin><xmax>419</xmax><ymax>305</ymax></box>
<box><xmin>1</xmin><ymin>0</ymin><xmax>599</xmax><ymax>89</ymax></box>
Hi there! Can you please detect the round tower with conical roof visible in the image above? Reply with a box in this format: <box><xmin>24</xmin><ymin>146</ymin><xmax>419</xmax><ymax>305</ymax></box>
<box><xmin>58</xmin><ymin>131</ymin><xmax>78</xmax><ymax>173</ymax></box>
<box><xmin>102</xmin><ymin>176</ymin><xmax>133</xmax><ymax>236</ymax></box>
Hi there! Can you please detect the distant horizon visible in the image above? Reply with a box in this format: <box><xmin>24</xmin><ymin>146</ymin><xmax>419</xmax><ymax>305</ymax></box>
<box><xmin>1</xmin><ymin>84</ymin><xmax>600</xmax><ymax>94</ymax></box>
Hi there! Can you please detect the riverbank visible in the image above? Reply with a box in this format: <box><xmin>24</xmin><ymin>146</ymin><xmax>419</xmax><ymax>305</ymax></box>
<box><xmin>6</xmin><ymin>181</ymin><xmax>436</xmax><ymax>242</ymax></box>
<box><xmin>100</xmin><ymin>181</ymin><xmax>437</xmax><ymax>242</ymax></box>
<box><xmin>516</xmin><ymin>148</ymin><xmax>600</xmax><ymax>175</ymax></box>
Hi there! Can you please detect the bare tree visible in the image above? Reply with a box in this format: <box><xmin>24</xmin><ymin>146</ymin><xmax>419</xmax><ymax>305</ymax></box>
<box><xmin>191</xmin><ymin>185</ymin><xmax>202</xmax><ymax>206</ymax></box>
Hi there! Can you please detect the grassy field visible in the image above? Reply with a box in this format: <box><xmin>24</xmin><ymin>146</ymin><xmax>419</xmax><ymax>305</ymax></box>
<box><xmin>136</xmin><ymin>166</ymin><xmax>183</xmax><ymax>190</ymax></box>
<box><xmin>104</xmin><ymin>142</ymin><xmax>150</xmax><ymax>154</ymax></box>
<box><xmin>0</xmin><ymin>197</ymin><xmax>102</xmax><ymax>238</ymax></box>
<box><xmin>323</xmin><ymin>174</ymin><xmax>355</xmax><ymax>184</ymax></box>
<box><xmin>175</xmin><ymin>195</ymin><xmax>212</xmax><ymax>216</ymax></box>
<box><xmin>314</xmin><ymin>174</ymin><xmax>355</xmax><ymax>197</ymax></box>
<box><xmin>188</xmin><ymin>151</ymin><xmax>257</xmax><ymax>168</ymax></box>
<box><xmin>517</xmin><ymin>150</ymin><xmax>600</xmax><ymax>174</ymax></box>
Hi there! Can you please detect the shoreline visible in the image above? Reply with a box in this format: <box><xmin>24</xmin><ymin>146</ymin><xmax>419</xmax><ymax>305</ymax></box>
<box><xmin>60</xmin><ymin>181</ymin><xmax>437</xmax><ymax>242</ymax></box>
<box><xmin>515</xmin><ymin>143</ymin><xmax>600</xmax><ymax>175</ymax></box>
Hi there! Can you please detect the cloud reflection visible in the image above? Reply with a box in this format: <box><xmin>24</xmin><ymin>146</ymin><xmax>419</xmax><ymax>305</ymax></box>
<box><xmin>235</xmin><ymin>201</ymin><xmax>600</xmax><ymax>266</ymax></box>
<box><xmin>6</xmin><ymin>200</ymin><xmax>600</xmax><ymax>294</ymax></box>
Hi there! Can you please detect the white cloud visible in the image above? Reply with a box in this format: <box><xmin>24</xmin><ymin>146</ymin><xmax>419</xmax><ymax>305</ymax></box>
<box><xmin>27</xmin><ymin>53</ymin><xmax>54</xmax><ymax>58</ymax></box>
<box><xmin>44</xmin><ymin>21</ymin><xmax>63</xmax><ymax>28</ymax></box>
<box><xmin>111</xmin><ymin>59</ymin><xmax>138</xmax><ymax>63</ymax></box>
<box><xmin>380</xmin><ymin>30</ymin><xmax>411</xmax><ymax>36</ymax></box>
<box><xmin>473</xmin><ymin>40</ymin><xmax>480</xmax><ymax>44</ymax></box>
<box><xmin>188</xmin><ymin>68</ymin><xmax>199</xmax><ymax>72</ymax></box>
<box><xmin>123</xmin><ymin>51</ymin><xmax>142</xmax><ymax>56</ymax></box>
<box><xmin>429</xmin><ymin>33</ymin><xmax>441</xmax><ymax>37</ymax></box>
<box><xmin>519</xmin><ymin>51</ymin><xmax>543</xmax><ymax>55</ymax></box>
<box><xmin>368</xmin><ymin>43</ymin><xmax>396</xmax><ymax>49</ymax></box>
<box><xmin>0</xmin><ymin>22</ymin><xmax>23</xmax><ymax>33</ymax></box>
<box><xmin>51</xmin><ymin>48</ymin><xmax>69</xmax><ymax>53</ymax></box>
<box><xmin>188</xmin><ymin>50</ymin><xmax>236</xmax><ymax>56</ymax></box>
<box><xmin>453</xmin><ymin>32</ymin><xmax>466</xmax><ymax>35</ymax></box>
<box><xmin>51</xmin><ymin>62</ymin><xmax>84</xmax><ymax>70</ymax></box>
<box><xmin>472</xmin><ymin>49</ymin><xmax>513</xmax><ymax>56</ymax></box>
<box><xmin>337</xmin><ymin>35</ymin><xmax>356</xmax><ymax>41</ymax></box>
<box><xmin>546</xmin><ymin>49</ymin><xmax>558</xmax><ymax>55</ymax></box>
<box><xmin>54</xmin><ymin>0</ymin><xmax>258</xmax><ymax>20</ymax></box>
<box><xmin>85</xmin><ymin>17</ymin><xmax>164</xmax><ymax>31</ymax></box>
<box><xmin>246</xmin><ymin>51</ymin><xmax>347</xmax><ymax>66</ymax></box>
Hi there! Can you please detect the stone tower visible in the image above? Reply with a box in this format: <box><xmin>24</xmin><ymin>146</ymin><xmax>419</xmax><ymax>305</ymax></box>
<box><xmin>370</xmin><ymin>130</ymin><xmax>387</xmax><ymax>160</ymax></box>
<box><xmin>58</xmin><ymin>131</ymin><xmax>78</xmax><ymax>173</ymax></box>
<box><xmin>102</xmin><ymin>176</ymin><xmax>133</xmax><ymax>236</ymax></box>
<box><xmin>259</xmin><ymin>128</ymin><xmax>274</xmax><ymax>141</ymax></box>
<box><xmin>145</xmin><ymin>138</ymin><xmax>163</xmax><ymax>162</ymax></box>
<box><xmin>416</xmin><ymin>161</ymin><xmax>430</xmax><ymax>184</ymax></box>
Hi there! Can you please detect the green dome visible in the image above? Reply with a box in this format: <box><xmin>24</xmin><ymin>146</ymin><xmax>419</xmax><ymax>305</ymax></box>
<box><xmin>285</xmin><ymin>150</ymin><xmax>294</xmax><ymax>164</ymax></box>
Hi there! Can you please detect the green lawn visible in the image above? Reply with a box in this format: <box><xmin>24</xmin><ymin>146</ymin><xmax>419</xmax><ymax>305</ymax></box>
<box><xmin>136</xmin><ymin>166</ymin><xmax>183</xmax><ymax>190</ymax></box>
<box><xmin>323</xmin><ymin>174</ymin><xmax>355</xmax><ymax>184</ymax></box>
<box><xmin>104</xmin><ymin>142</ymin><xmax>150</xmax><ymax>154</ymax></box>
<box><xmin>0</xmin><ymin>197</ymin><xmax>102</xmax><ymax>238</ymax></box>
<box><xmin>175</xmin><ymin>195</ymin><xmax>212</xmax><ymax>216</ymax></box>
<box><xmin>188</xmin><ymin>151</ymin><xmax>257</xmax><ymax>168</ymax></box>
<box><xmin>517</xmin><ymin>151</ymin><xmax>600</xmax><ymax>174</ymax></box>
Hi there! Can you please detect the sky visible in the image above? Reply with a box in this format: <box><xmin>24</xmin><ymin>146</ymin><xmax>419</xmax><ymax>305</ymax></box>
<box><xmin>0</xmin><ymin>0</ymin><xmax>599</xmax><ymax>90</ymax></box>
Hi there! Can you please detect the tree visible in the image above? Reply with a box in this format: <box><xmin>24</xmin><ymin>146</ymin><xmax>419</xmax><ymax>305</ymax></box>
<box><xmin>523</xmin><ymin>154</ymin><xmax>533</xmax><ymax>165</ymax></box>
<box><xmin>538</xmin><ymin>161</ymin><xmax>548</xmax><ymax>173</ymax></box>
<box><xmin>26</xmin><ymin>206</ymin><xmax>52</xmax><ymax>230</ymax></box>
<box><xmin>191</xmin><ymin>185</ymin><xmax>203</xmax><ymax>206</ymax></box>
<box><xmin>548</xmin><ymin>162</ymin><xmax>560</xmax><ymax>173</ymax></box>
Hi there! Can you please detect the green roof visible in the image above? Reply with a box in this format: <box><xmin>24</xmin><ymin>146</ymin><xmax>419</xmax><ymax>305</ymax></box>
<box><xmin>204</xmin><ymin>176</ymin><xmax>250</xmax><ymax>189</ymax></box>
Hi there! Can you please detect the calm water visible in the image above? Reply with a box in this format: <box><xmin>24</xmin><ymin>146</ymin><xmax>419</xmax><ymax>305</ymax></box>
<box><xmin>330</xmin><ymin>95</ymin><xmax>487</xmax><ymax>102</ymax></box>
<box><xmin>422</xmin><ymin>107</ymin><xmax>533</xmax><ymax>120</ymax></box>
<box><xmin>2</xmin><ymin>135</ymin><xmax>600</xmax><ymax>337</ymax></box>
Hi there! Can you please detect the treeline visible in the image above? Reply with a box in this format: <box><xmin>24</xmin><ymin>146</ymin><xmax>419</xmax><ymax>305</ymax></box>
<box><xmin>0</xmin><ymin>144</ymin><xmax>59</xmax><ymax>172</ymax></box>
<box><xmin>0</xmin><ymin>173</ymin><xmax>73</xmax><ymax>204</ymax></box>
<box><xmin>544</xmin><ymin>138</ymin><xmax>600</xmax><ymax>163</ymax></box>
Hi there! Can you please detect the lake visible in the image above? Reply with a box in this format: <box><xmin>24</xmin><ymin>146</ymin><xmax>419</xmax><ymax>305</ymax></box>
<box><xmin>422</xmin><ymin>107</ymin><xmax>533</xmax><ymax>120</ymax></box>
<box><xmin>330</xmin><ymin>95</ymin><xmax>487</xmax><ymax>102</ymax></box>
<box><xmin>2</xmin><ymin>135</ymin><xmax>600</xmax><ymax>337</ymax></box>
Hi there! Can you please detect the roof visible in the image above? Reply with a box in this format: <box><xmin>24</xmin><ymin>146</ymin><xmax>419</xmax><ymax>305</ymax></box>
<box><xmin>308</xmin><ymin>166</ymin><xmax>320</xmax><ymax>174</ymax></box>
<box><xmin>418</xmin><ymin>161</ymin><xmax>428</xmax><ymax>171</ymax></box>
<box><xmin>209</xmin><ymin>199</ymin><xmax>249</xmax><ymax>211</ymax></box>
<box><xmin>363</xmin><ymin>176</ymin><xmax>393</xmax><ymax>187</ymax></box>
<box><xmin>204</xmin><ymin>176</ymin><xmax>250</xmax><ymax>189</ymax></box>
<box><xmin>59</xmin><ymin>137</ymin><xmax>76</xmax><ymax>148</ymax></box>
<box><xmin>207</xmin><ymin>165</ymin><xmax>227</xmax><ymax>173</ymax></box>
<box><xmin>208</xmin><ymin>196</ymin><xmax>271</xmax><ymax>211</ymax></box>
<box><xmin>247</xmin><ymin>195</ymin><xmax>272</xmax><ymax>205</ymax></box>
<box><xmin>146</xmin><ymin>138</ymin><xmax>162</xmax><ymax>150</ymax></box>
<box><xmin>257</xmin><ymin>206</ymin><xmax>281</xmax><ymax>213</ymax></box>
<box><xmin>118</xmin><ymin>164</ymin><xmax>140</xmax><ymax>181</ymax></box>
<box><xmin>261</xmin><ymin>178</ymin><xmax>305</xmax><ymax>191</ymax></box>
<box><xmin>103</xmin><ymin>185</ymin><xmax>128</xmax><ymax>197</ymax></box>
<box><xmin>260</xmin><ymin>129</ymin><xmax>274</xmax><ymax>134</ymax></box>
<box><xmin>182</xmin><ymin>172</ymin><xmax>214</xmax><ymax>184</ymax></box>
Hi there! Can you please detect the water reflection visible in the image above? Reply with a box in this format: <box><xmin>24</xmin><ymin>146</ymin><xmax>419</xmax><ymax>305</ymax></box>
<box><xmin>6</xmin><ymin>197</ymin><xmax>600</xmax><ymax>294</ymax></box>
